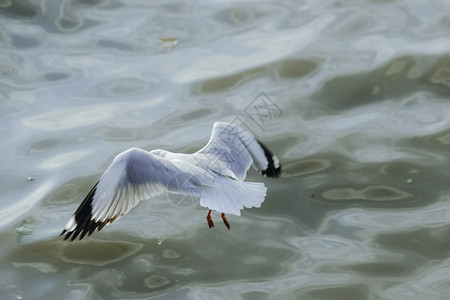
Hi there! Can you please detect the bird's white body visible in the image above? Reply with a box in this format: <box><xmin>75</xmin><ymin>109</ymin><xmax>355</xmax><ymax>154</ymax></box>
<box><xmin>62</xmin><ymin>122</ymin><xmax>281</xmax><ymax>241</ymax></box>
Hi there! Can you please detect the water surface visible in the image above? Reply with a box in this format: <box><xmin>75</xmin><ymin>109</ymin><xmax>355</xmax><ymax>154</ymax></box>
<box><xmin>1</xmin><ymin>0</ymin><xmax>450</xmax><ymax>299</ymax></box>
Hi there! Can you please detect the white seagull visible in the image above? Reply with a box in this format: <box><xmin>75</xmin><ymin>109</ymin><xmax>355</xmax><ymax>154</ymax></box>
<box><xmin>61</xmin><ymin>122</ymin><xmax>281</xmax><ymax>241</ymax></box>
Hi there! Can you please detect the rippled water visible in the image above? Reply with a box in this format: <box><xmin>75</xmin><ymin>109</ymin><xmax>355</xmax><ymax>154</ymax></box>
<box><xmin>1</xmin><ymin>0</ymin><xmax>450</xmax><ymax>299</ymax></box>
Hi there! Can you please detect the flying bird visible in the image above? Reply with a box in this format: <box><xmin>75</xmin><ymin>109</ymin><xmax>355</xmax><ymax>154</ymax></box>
<box><xmin>61</xmin><ymin>122</ymin><xmax>281</xmax><ymax>241</ymax></box>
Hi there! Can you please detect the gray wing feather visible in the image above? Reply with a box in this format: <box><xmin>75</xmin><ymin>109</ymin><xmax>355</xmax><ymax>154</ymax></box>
<box><xmin>196</xmin><ymin>122</ymin><xmax>272</xmax><ymax>181</ymax></box>
<box><xmin>61</xmin><ymin>147</ymin><xmax>205</xmax><ymax>240</ymax></box>
<box><xmin>92</xmin><ymin>147</ymin><xmax>200</xmax><ymax>222</ymax></box>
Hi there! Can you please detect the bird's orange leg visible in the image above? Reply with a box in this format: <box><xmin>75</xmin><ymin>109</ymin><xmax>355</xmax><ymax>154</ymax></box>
<box><xmin>206</xmin><ymin>210</ymin><xmax>214</xmax><ymax>228</ymax></box>
<box><xmin>221</xmin><ymin>213</ymin><xmax>230</xmax><ymax>230</ymax></box>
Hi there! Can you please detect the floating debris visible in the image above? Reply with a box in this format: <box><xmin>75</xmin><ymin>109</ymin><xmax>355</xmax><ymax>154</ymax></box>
<box><xmin>27</xmin><ymin>177</ymin><xmax>34</xmax><ymax>181</ymax></box>
<box><xmin>157</xmin><ymin>237</ymin><xmax>166</xmax><ymax>246</ymax></box>
<box><xmin>160</xmin><ymin>37</ymin><xmax>178</xmax><ymax>50</ymax></box>
<box><xmin>406</xmin><ymin>178</ymin><xmax>413</xmax><ymax>184</ymax></box>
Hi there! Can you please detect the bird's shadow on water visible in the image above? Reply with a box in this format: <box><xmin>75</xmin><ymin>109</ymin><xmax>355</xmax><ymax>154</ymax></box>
<box><xmin>8</xmin><ymin>216</ymin><xmax>305</xmax><ymax>298</ymax></box>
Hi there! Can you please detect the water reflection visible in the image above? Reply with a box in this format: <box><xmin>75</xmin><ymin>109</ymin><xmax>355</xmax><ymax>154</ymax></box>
<box><xmin>194</xmin><ymin>58</ymin><xmax>319</xmax><ymax>94</ymax></box>
<box><xmin>0</xmin><ymin>0</ymin><xmax>40</xmax><ymax>18</ymax></box>
<box><xmin>375</xmin><ymin>224</ymin><xmax>450</xmax><ymax>260</ymax></box>
<box><xmin>283</xmin><ymin>158</ymin><xmax>332</xmax><ymax>177</ymax></box>
<box><xmin>0</xmin><ymin>179</ymin><xmax>55</xmax><ymax>228</ymax></box>
<box><xmin>55</xmin><ymin>0</ymin><xmax>106</xmax><ymax>32</ymax></box>
<box><xmin>61</xmin><ymin>240</ymin><xmax>143</xmax><ymax>266</ymax></box>
<box><xmin>336</xmin><ymin>261</ymin><xmax>410</xmax><ymax>277</ymax></box>
<box><xmin>295</xmin><ymin>285</ymin><xmax>369</xmax><ymax>300</ymax></box>
<box><xmin>22</xmin><ymin>99</ymin><xmax>164</xmax><ymax>130</ymax></box>
<box><xmin>322</xmin><ymin>185</ymin><xmax>412</xmax><ymax>202</ymax></box>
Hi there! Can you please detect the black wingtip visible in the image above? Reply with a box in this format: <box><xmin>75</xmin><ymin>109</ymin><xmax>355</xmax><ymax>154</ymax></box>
<box><xmin>61</xmin><ymin>182</ymin><xmax>103</xmax><ymax>242</ymax></box>
<box><xmin>257</xmin><ymin>140</ymin><xmax>282</xmax><ymax>178</ymax></box>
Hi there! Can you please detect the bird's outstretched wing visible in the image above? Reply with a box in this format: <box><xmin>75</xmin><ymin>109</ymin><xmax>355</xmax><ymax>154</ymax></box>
<box><xmin>61</xmin><ymin>147</ymin><xmax>206</xmax><ymax>241</ymax></box>
<box><xmin>196</xmin><ymin>122</ymin><xmax>281</xmax><ymax>180</ymax></box>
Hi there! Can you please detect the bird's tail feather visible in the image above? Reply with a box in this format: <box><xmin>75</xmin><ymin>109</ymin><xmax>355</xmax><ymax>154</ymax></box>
<box><xmin>200</xmin><ymin>178</ymin><xmax>267</xmax><ymax>216</ymax></box>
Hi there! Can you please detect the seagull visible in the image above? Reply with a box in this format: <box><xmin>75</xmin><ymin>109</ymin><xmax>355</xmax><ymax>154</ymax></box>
<box><xmin>61</xmin><ymin>122</ymin><xmax>281</xmax><ymax>241</ymax></box>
